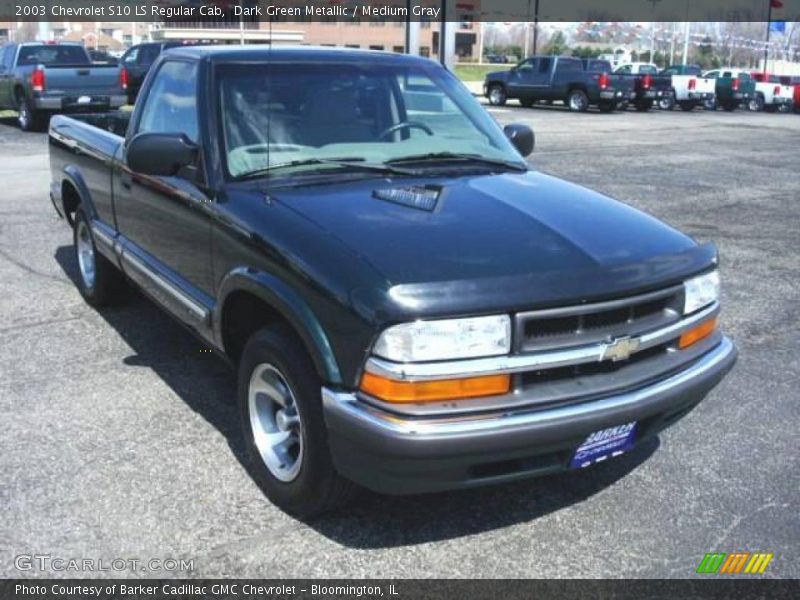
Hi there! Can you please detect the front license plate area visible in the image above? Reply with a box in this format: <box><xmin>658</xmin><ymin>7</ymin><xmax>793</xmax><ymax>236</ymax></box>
<box><xmin>570</xmin><ymin>422</ymin><xmax>637</xmax><ymax>469</ymax></box>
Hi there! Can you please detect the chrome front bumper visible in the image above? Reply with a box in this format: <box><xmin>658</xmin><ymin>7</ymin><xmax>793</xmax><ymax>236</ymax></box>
<box><xmin>322</xmin><ymin>337</ymin><xmax>736</xmax><ymax>494</ymax></box>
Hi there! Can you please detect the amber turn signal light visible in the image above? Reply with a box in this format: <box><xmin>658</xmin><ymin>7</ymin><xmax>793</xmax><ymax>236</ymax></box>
<box><xmin>678</xmin><ymin>317</ymin><xmax>717</xmax><ymax>349</ymax></box>
<box><xmin>359</xmin><ymin>372</ymin><xmax>510</xmax><ymax>403</ymax></box>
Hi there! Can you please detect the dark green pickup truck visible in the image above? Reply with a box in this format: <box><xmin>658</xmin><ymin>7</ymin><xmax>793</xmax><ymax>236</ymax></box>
<box><xmin>703</xmin><ymin>69</ymin><xmax>756</xmax><ymax>111</ymax></box>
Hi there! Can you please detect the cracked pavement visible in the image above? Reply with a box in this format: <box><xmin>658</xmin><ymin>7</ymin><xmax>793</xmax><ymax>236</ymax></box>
<box><xmin>0</xmin><ymin>106</ymin><xmax>798</xmax><ymax>578</ymax></box>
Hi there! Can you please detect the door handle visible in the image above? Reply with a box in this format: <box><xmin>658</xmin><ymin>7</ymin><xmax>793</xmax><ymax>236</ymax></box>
<box><xmin>120</xmin><ymin>172</ymin><xmax>132</xmax><ymax>190</ymax></box>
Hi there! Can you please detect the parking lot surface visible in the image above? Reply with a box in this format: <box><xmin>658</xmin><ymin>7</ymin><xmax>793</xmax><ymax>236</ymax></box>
<box><xmin>1</xmin><ymin>106</ymin><xmax>798</xmax><ymax>578</ymax></box>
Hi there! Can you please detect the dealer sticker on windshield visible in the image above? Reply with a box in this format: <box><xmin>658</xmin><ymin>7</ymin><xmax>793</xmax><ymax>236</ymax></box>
<box><xmin>570</xmin><ymin>422</ymin><xmax>637</xmax><ymax>469</ymax></box>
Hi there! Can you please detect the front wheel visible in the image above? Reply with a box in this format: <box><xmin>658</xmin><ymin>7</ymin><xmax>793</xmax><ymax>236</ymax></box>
<box><xmin>238</xmin><ymin>325</ymin><xmax>356</xmax><ymax>518</ymax></box>
<box><xmin>566</xmin><ymin>89</ymin><xmax>589</xmax><ymax>112</ymax></box>
<box><xmin>487</xmin><ymin>84</ymin><xmax>507</xmax><ymax>106</ymax></box>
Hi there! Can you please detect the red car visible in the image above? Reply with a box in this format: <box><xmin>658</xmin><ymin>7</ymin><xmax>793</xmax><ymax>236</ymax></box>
<box><xmin>778</xmin><ymin>76</ymin><xmax>800</xmax><ymax>113</ymax></box>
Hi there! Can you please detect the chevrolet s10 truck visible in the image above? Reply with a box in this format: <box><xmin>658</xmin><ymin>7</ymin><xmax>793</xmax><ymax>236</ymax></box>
<box><xmin>49</xmin><ymin>47</ymin><xmax>737</xmax><ymax>517</ymax></box>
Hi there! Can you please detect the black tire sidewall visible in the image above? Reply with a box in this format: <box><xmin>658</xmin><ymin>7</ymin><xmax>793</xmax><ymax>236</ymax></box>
<box><xmin>73</xmin><ymin>209</ymin><xmax>124</xmax><ymax>306</ymax></box>
<box><xmin>237</xmin><ymin>326</ymin><xmax>344</xmax><ymax>517</ymax></box>
<box><xmin>568</xmin><ymin>90</ymin><xmax>588</xmax><ymax>112</ymax></box>
<box><xmin>488</xmin><ymin>85</ymin><xmax>506</xmax><ymax>106</ymax></box>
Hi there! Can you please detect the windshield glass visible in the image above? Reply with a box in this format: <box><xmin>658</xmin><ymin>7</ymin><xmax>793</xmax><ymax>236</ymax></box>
<box><xmin>217</xmin><ymin>61</ymin><xmax>526</xmax><ymax>179</ymax></box>
<box><xmin>17</xmin><ymin>45</ymin><xmax>90</xmax><ymax>66</ymax></box>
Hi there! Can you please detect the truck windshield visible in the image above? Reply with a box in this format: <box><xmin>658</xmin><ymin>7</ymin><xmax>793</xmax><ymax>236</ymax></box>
<box><xmin>217</xmin><ymin>61</ymin><xmax>526</xmax><ymax>179</ymax></box>
<box><xmin>17</xmin><ymin>45</ymin><xmax>90</xmax><ymax>66</ymax></box>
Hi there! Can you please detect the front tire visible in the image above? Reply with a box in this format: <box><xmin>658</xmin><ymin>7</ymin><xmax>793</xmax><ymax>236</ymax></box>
<box><xmin>238</xmin><ymin>325</ymin><xmax>356</xmax><ymax>518</ymax></box>
<box><xmin>73</xmin><ymin>209</ymin><xmax>126</xmax><ymax>307</ymax></box>
<box><xmin>487</xmin><ymin>84</ymin><xmax>507</xmax><ymax>106</ymax></box>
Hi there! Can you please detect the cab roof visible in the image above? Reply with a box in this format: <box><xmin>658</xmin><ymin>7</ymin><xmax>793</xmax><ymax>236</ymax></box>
<box><xmin>162</xmin><ymin>44</ymin><xmax>436</xmax><ymax>67</ymax></box>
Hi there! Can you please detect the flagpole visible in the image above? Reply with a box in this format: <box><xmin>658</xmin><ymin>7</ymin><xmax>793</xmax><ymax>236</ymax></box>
<box><xmin>764</xmin><ymin>0</ymin><xmax>772</xmax><ymax>74</ymax></box>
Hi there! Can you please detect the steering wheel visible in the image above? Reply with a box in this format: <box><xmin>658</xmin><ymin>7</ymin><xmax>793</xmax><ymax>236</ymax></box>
<box><xmin>378</xmin><ymin>121</ymin><xmax>434</xmax><ymax>141</ymax></box>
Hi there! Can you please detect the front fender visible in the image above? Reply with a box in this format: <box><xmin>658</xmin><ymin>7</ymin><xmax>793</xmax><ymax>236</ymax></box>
<box><xmin>214</xmin><ymin>267</ymin><xmax>343</xmax><ymax>385</ymax></box>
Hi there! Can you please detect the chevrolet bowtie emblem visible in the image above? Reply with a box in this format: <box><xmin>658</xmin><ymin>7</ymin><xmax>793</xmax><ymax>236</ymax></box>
<box><xmin>602</xmin><ymin>336</ymin><xmax>641</xmax><ymax>362</ymax></box>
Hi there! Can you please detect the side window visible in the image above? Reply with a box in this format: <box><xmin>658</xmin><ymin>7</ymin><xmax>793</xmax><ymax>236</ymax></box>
<box><xmin>538</xmin><ymin>57</ymin><xmax>552</xmax><ymax>73</ymax></box>
<box><xmin>137</xmin><ymin>61</ymin><xmax>198</xmax><ymax>143</ymax></box>
<box><xmin>517</xmin><ymin>59</ymin><xmax>535</xmax><ymax>71</ymax></box>
<box><xmin>706</xmin><ymin>71</ymin><xmax>719</xmax><ymax>79</ymax></box>
<box><xmin>3</xmin><ymin>45</ymin><xmax>16</xmax><ymax>70</ymax></box>
<box><xmin>617</xmin><ymin>65</ymin><xmax>632</xmax><ymax>74</ymax></box>
<box><xmin>138</xmin><ymin>45</ymin><xmax>161</xmax><ymax>66</ymax></box>
<box><xmin>122</xmin><ymin>47</ymin><xmax>139</xmax><ymax>65</ymax></box>
<box><xmin>663</xmin><ymin>68</ymin><xmax>676</xmax><ymax>76</ymax></box>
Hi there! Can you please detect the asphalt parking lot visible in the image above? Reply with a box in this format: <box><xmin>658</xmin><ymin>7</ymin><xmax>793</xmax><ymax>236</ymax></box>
<box><xmin>1</xmin><ymin>105</ymin><xmax>798</xmax><ymax>579</ymax></box>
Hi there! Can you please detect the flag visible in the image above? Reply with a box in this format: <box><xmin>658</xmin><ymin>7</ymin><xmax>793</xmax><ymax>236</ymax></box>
<box><xmin>770</xmin><ymin>0</ymin><xmax>783</xmax><ymax>8</ymax></box>
<box><xmin>769</xmin><ymin>21</ymin><xmax>785</xmax><ymax>34</ymax></box>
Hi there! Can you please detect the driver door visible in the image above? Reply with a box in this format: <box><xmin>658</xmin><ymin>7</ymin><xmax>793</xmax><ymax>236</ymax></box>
<box><xmin>113</xmin><ymin>59</ymin><xmax>215</xmax><ymax>331</ymax></box>
<box><xmin>507</xmin><ymin>59</ymin><xmax>537</xmax><ymax>101</ymax></box>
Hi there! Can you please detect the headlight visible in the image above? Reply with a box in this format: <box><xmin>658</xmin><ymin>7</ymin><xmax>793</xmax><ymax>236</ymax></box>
<box><xmin>684</xmin><ymin>270</ymin><xmax>720</xmax><ymax>315</ymax></box>
<box><xmin>373</xmin><ymin>315</ymin><xmax>512</xmax><ymax>362</ymax></box>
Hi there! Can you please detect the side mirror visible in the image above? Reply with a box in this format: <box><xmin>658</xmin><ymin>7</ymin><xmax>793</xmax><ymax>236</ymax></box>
<box><xmin>126</xmin><ymin>132</ymin><xmax>197</xmax><ymax>177</ymax></box>
<box><xmin>504</xmin><ymin>124</ymin><xmax>534</xmax><ymax>157</ymax></box>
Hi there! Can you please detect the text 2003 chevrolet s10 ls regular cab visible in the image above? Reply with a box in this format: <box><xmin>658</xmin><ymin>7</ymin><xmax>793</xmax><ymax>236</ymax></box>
<box><xmin>49</xmin><ymin>47</ymin><xmax>736</xmax><ymax>517</ymax></box>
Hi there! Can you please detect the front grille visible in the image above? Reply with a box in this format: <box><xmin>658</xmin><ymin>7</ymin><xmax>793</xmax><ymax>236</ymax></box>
<box><xmin>517</xmin><ymin>285</ymin><xmax>684</xmax><ymax>353</ymax></box>
<box><xmin>509</xmin><ymin>284</ymin><xmax>705</xmax><ymax>410</ymax></box>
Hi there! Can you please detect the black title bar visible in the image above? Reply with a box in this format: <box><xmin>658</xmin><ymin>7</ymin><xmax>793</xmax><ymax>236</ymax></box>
<box><xmin>1</xmin><ymin>0</ymin><xmax>799</xmax><ymax>23</ymax></box>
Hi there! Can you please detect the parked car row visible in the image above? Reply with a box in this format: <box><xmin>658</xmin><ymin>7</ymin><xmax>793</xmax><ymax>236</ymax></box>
<box><xmin>484</xmin><ymin>56</ymin><xmax>798</xmax><ymax>115</ymax></box>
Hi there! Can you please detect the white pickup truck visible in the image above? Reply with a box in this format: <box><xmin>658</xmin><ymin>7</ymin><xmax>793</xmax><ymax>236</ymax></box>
<box><xmin>659</xmin><ymin>64</ymin><xmax>716</xmax><ymax>111</ymax></box>
<box><xmin>747</xmin><ymin>71</ymin><xmax>794</xmax><ymax>112</ymax></box>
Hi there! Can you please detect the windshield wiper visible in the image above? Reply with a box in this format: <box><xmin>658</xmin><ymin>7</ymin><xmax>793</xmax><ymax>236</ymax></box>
<box><xmin>387</xmin><ymin>152</ymin><xmax>527</xmax><ymax>172</ymax></box>
<box><xmin>238</xmin><ymin>157</ymin><xmax>419</xmax><ymax>180</ymax></box>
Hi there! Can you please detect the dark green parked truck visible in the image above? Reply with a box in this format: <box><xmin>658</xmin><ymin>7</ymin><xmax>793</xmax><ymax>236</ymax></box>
<box><xmin>703</xmin><ymin>69</ymin><xmax>756</xmax><ymax>111</ymax></box>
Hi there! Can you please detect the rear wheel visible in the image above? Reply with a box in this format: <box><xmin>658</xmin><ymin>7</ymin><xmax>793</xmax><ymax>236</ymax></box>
<box><xmin>721</xmin><ymin>101</ymin><xmax>737</xmax><ymax>112</ymax></box>
<box><xmin>238</xmin><ymin>325</ymin><xmax>356</xmax><ymax>518</ymax></box>
<box><xmin>678</xmin><ymin>101</ymin><xmax>696</xmax><ymax>112</ymax></box>
<box><xmin>704</xmin><ymin>97</ymin><xmax>718</xmax><ymax>111</ymax></box>
<box><xmin>598</xmin><ymin>101</ymin><xmax>615</xmax><ymax>113</ymax></box>
<box><xmin>487</xmin><ymin>84</ymin><xmax>507</xmax><ymax>106</ymax></box>
<box><xmin>16</xmin><ymin>91</ymin><xmax>43</xmax><ymax>132</ymax></box>
<box><xmin>748</xmin><ymin>95</ymin><xmax>764</xmax><ymax>112</ymax></box>
<box><xmin>658</xmin><ymin>93</ymin><xmax>675</xmax><ymax>111</ymax></box>
<box><xmin>566</xmin><ymin>89</ymin><xmax>589</xmax><ymax>112</ymax></box>
<box><xmin>73</xmin><ymin>209</ymin><xmax>127</xmax><ymax>307</ymax></box>
<box><xmin>763</xmin><ymin>104</ymin><xmax>778</xmax><ymax>113</ymax></box>
<box><xmin>519</xmin><ymin>98</ymin><xmax>534</xmax><ymax>108</ymax></box>
<box><xmin>634</xmin><ymin>100</ymin><xmax>652</xmax><ymax>112</ymax></box>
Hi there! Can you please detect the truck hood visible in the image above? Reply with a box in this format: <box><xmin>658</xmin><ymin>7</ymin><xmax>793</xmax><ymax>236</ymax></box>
<box><xmin>270</xmin><ymin>171</ymin><xmax>715</xmax><ymax>319</ymax></box>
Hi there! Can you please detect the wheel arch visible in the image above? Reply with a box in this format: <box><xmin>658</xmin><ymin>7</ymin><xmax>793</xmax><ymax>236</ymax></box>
<box><xmin>214</xmin><ymin>268</ymin><xmax>342</xmax><ymax>386</ymax></box>
<box><xmin>60</xmin><ymin>167</ymin><xmax>96</xmax><ymax>227</ymax></box>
